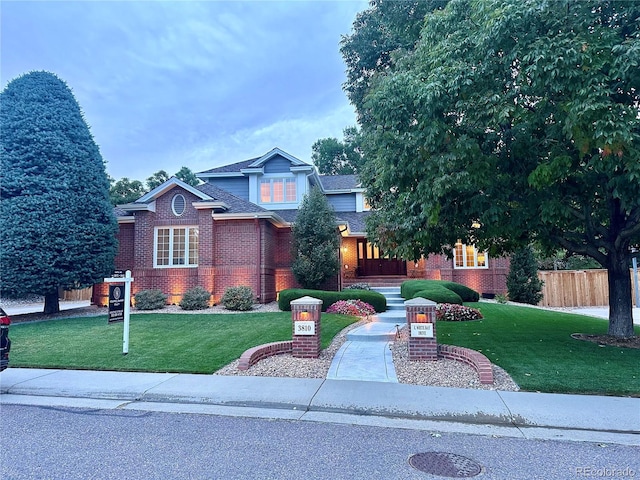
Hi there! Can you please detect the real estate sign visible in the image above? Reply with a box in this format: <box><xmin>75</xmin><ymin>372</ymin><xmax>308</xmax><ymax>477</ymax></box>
<box><xmin>108</xmin><ymin>284</ymin><xmax>125</xmax><ymax>323</ymax></box>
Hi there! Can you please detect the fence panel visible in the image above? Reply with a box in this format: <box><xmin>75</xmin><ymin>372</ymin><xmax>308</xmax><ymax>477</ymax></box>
<box><xmin>538</xmin><ymin>269</ymin><xmax>637</xmax><ymax>307</ymax></box>
<box><xmin>62</xmin><ymin>287</ymin><xmax>93</xmax><ymax>301</ymax></box>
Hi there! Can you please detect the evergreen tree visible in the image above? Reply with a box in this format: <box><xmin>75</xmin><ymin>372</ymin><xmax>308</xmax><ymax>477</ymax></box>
<box><xmin>0</xmin><ymin>71</ymin><xmax>118</xmax><ymax>313</ymax></box>
<box><xmin>291</xmin><ymin>187</ymin><xmax>340</xmax><ymax>289</ymax></box>
<box><xmin>507</xmin><ymin>246</ymin><xmax>544</xmax><ymax>305</ymax></box>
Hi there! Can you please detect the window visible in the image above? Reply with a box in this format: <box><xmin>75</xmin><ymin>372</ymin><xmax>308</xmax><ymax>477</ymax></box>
<box><xmin>259</xmin><ymin>178</ymin><xmax>296</xmax><ymax>203</ymax></box>
<box><xmin>172</xmin><ymin>194</ymin><xmax>186</xmax><ymax>216</ymax></box>
<box><xmin>454</xmin><ymin>241</ymin><xmax>488</xmax><ymax>269</ymax></box>
<box><xmin>154</xmin><ymin>227</ymin><xmax>198</xmax><ymax>267</ymax></box>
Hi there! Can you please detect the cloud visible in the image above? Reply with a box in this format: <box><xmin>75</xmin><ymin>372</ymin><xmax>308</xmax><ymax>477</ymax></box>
<box><xmin>1</xmin><ymin>0</ymin><xmax>368</xmax><ymax>181</ymax></box>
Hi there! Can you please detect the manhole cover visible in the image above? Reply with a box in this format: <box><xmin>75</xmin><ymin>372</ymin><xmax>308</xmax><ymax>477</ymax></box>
<box><xmin>408</xmin><ymin>452</ymin><xmax>482</xmax><ymax>477</ymax></box>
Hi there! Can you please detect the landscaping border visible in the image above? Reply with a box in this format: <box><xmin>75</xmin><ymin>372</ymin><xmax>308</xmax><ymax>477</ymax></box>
<box><xmin>437</xmin><ymin>344</ymin><xmax>494</xmax><ymax>384</ymax></box>
<box><xmin>238</xmin><ymin>341</ymin><xmax>292</xmax><ymax>370</ymax></box>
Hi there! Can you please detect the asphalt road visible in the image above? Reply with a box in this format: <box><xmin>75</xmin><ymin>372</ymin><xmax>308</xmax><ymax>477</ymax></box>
<box><xmin>1</xmin><ymin>404</ymin><xmax>638</xmax><ymax>480</ymax></box>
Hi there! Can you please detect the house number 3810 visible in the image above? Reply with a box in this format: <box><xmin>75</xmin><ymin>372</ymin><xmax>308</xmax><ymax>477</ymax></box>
<box><xmin>294</xmin><ymin>321</ymin><xmax>315</xmax><ymax>335</ymax></box>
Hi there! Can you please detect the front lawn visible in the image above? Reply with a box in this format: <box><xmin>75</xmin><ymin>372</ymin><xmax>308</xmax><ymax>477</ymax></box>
<box><xmin>438</xmin><ymin>303</ymin><xmax>640</xmax><ymax>396</ymax></box>
<box><xmin>9</xmin><ymin>312</ymin><xmax>356</xmax><ymax>374</ymax></box>
<box><xmin>8</xmin><ymin>304</ymin><xmax>639</xmax><ymax>396</ymax></box>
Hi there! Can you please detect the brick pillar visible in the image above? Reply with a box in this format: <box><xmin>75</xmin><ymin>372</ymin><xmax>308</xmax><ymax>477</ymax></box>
<box><xmin>405</xmin><ymin>297</ymin><xmax>437</xmax><ymax>361</ymax></box>
<box><xmin>291</xmin><ymin>296</ymin><xmax>322</xmax><ymax>358</ymax></box>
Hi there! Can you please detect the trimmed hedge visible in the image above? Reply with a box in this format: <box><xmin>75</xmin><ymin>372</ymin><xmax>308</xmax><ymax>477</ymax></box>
<box><xmin>278</xmin><ymin>289</ymin><xmax>386</xmax><ymax>312</ymax></box>
<box><xmin>413</xmin><ymin>287</ymin><xmax>463</xmax><ymax>305</ymax></box>
<box><xmin>401</xmin><ymin>280</ymin><xmax>479</xmax><ymax>302</ymax></box>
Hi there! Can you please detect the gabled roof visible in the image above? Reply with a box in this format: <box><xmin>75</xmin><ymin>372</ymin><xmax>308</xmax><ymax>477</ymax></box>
<box><xmin>137</xmin><ymin>177</ymin><xmax>213</xmax><ymax>203</ymax></box>
<box><xmin>117</xmin><ymin>177</ymin><xmax>221</xmax><ymax>213</ymax></box>
<box><xmin>247</xmin><ymin>147</ymin><xmax>310</xmax><ymax>169</ymax></box>
<box><xmin>196</xmin><ymin>147</ymin><xmax>315</xmax><ymax>179</ymax></box>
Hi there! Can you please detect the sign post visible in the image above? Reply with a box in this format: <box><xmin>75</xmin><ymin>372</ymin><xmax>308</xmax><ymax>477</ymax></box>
<box><xmin>104</xmin><ymin>270</ymin><xmax>134</xmax><ymax>355</ymax></box>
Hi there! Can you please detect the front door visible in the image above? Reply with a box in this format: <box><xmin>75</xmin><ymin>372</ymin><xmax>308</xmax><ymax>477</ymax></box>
<box><xmin>356</xmin><ymin>240</ymin><xmax>407</xmax><ymax>276</ymax></box>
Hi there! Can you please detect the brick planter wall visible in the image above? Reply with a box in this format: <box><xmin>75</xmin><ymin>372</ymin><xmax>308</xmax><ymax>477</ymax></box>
<box><xmin>438</xmin><ymin>344</ymin><xmax>494</xmax><ymax>384</ymax></box>
<box><xmin>238</xmin><ymin>341</ymin><xmax>293</xmax><ymax>370</ymax></box>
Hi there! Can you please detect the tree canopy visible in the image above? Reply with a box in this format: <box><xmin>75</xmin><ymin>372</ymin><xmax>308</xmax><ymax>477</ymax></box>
<box><xmin>146</xmin><ymin>170</ymin><xmax>169</xmax><ymax>190</ymax></box>
<box><xmin>0</xmin><ymin>71</ymin><xmax>118</xmax><ymax>313</ymax></box>
<box><xmin>347</xmin><ymin>0</ymin><xmax>640</xmax><ymax>337</ymax></box>
<box><xmin>291</xmin><ymin>187</ymin><xmax>340</xmax><ymax>289</ymax></box>
<box><xmin>109</xmin><ymin>177</ymin><xmax>146</xmax><ymax>205</ymax></box>
<box><xmin>311</xmin><ymin>126</ymin><xmax>364</xmax><ymax>175</ymax></box>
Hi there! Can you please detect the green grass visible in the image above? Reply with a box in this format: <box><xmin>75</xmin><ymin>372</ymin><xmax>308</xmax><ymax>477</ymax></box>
<box><xmin>9</xmin><ymin>312</ymin><xmax>356</xmax><ymax>374</ymax></box>
<box><xmin>438</xmin><ymin>303</ymin><xmax>640</xmax><ymax>396</ymax></box>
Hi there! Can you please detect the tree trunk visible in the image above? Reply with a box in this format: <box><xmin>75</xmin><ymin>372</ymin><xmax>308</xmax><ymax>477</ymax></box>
<box><xmin>43</xmin><ymin>290</ymin><xmax>60</xmax><ymax>315</ymax></box>
<box><xmin>607</xmin><ymin>256</ymin><xmax>634</xmax><ymax>338</ymax></box>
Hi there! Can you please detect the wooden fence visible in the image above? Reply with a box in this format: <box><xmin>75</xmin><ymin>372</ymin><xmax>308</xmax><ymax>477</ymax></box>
<box><xmin>61</xmin><ymin>287</ymin><xmax>93</xmax><ymax>301</ymax></box>
<box><xmin>538</xmin><ymin>269</ymin><xmax>638</xmax><ymax>307</ymax></box>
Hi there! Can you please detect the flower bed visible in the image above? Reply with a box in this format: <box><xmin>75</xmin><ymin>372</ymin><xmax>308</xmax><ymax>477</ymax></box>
<box><xmin>326</xmin><ymin>299</ymin><xmax>376</xmax><ymax>317</ymax></box>
<box><xmin>436</xmin><ymin>303</ymin><xmax>483</xmax><ymax>321</ymax></box>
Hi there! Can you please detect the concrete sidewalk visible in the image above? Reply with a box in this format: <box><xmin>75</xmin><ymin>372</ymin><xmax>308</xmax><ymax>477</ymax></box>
<box><xmin>1</xmin><ymin>368</ymin><xmax>639</xmax><ymax>446</ymax></box>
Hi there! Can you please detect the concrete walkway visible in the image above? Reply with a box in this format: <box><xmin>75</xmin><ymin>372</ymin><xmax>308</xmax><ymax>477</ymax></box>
<box><xmin>326</xmin><ymin>287</ymin><xmax>405</xmax><ymax>382</ymax></box>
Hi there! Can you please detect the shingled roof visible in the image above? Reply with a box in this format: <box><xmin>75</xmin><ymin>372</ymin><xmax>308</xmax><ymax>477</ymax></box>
<box><xmin>319</xmin><ymin>175</ymin><xmax>361</xmax><ymax>191</ymax></box>
<box><xmin>196</xmin><ymin>183</ymin><xmax>268</xmax><ymax>214</ymax></box>
<box><xmin>197</xmin><ymin>158</ymin><xmax>260</xmax><ymax>175</ymax></box>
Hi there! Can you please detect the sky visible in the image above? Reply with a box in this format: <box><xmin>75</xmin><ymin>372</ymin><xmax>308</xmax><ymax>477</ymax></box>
<box><xmin>1</xmin><ymin>0</ymin><xmax>368</xmax><ymax>181</ymax></box>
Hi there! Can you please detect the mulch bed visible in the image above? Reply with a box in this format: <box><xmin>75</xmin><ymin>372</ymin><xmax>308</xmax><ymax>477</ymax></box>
<box><xmin>571</xmin><ymin>333</ymin><xmax>640</xmax><ymax>349</ymax></box>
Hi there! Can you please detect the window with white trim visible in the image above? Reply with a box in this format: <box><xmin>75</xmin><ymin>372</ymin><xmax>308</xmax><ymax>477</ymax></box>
<box><xmin>154</xmin><ymin>226</ymin><xmax>198</xmax><ymax>267</ymax></box>
<box><xmin>259</xmin><ymin>178</ymin><xmax>296</xmax><ymax>203</ymax></box>
<box><xmin>453</xmin><ymin>241</ymin><xmax>488</xmax><ymax>269</ymax></box>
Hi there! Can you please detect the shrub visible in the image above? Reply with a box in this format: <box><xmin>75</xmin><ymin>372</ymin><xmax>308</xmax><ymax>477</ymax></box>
<box><xmin>134</xmin><ymin>289</ymin><xmax>167</xmax><ymax>310</ymax></box>
<box><xmin>495</xmin><ymin>293</ymin><xmax>509</xmax><ymax>304</ymax></box>
<box><xmin>221</xmin><ymin>286</ymin><xmax>255</xmax><ymax>311</ymax></box>
<box><xmin>179</xmin><ymin>286</ymin><xmax>211</xmax><ymax>311</ymax></box>
<box><xmin>436</xmin><ymin>303</ymin><xmax>483</xmax><ymax>321</ymax></box>
<box><xmin>326</xmin><ymin>299</ymin><xmax>376</xmax><ymax>317</ymax></box>
<box><xmin>507</xmin><ymin>246</ymin><xmax>544</xmax><ymax>305</ymax></box>
<box><xmin>413</xmin><ymin>287</ymin><xmax>463</xmax><ymax>305</ymax></box>
<box><xmin>401</xmin><ymin>279</ymin><xmax>479</xmax><ymax>302</ymax></box>
<box><xmin>343</xmin><ymin>283</ymin><xmax>371</xmax><ymax>291</ymax></box>
<box><xmin>278</xmin><ymin>289</ymin><xmax>386</xmax><ymax>312</ymax></box>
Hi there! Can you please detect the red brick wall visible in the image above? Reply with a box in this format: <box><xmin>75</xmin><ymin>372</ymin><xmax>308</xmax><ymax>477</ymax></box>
<box><xmin>425</xmin><ymin>254</ymin><xmax>509</xmax><ymax>295</ymax></box>
<box><xmin>115</xmin><ymin>223</ymin><xmax>135</xmax><ymax>269</ymax></box>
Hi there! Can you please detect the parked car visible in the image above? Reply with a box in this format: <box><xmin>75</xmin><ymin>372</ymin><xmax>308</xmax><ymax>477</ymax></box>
<box><xmin>0</xmin><ymin>307</ymin><xmax>10</xmax><ymax>371</ymax></box>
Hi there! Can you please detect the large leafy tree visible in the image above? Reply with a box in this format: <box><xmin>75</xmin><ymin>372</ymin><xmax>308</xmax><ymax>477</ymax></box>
<box><xmin>145</xmin><ymin>170</ymin><xmax>169</xmax><ymax>190</ymax></box>
<box><xmin>175</xmin><ymin>166</ymin><xmax>200</xmax><ymax>187</ymax></box>
<box><xmin>109</xmin><ymin>177</ymin><xmax>146</xmax><ymax>205</ymax></box>
<box><xmin>0</xmin><ymin>71</ymin><xmax>118</xmax><ymax>313</ymax></box>
<box><xmin>354</xmin><ymin>0</ymin><xmax>640</xmax><ymax>337</ymax></box>
<box><xmin>340</xmin><ymin>0</ymin><xmax>448</xmax><ymax>122</ymax></box>
<box><xmin>291</xmin><ymin>187</ymin><xmax>340</xmax><ymax>289</ymax></box>
<box><xmin>312</xmin><ymin>126</ymin><xmax>364</xmax><ymax>175</ymax></box>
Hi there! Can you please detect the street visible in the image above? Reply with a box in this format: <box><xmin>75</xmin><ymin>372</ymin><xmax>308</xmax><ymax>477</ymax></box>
<box><xmin>1</xmin><ymin>404</ymin><xmax>638</xmax><ymax>479</ymax></box>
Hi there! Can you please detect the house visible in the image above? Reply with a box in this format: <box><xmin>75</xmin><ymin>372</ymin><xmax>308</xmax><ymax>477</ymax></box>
<box><xmin>93</xmin><ymin>148</ymin><xmax>508</xmax><ymax>306</ymax></box>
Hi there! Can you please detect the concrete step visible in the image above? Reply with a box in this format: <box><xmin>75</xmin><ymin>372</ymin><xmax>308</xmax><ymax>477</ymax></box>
<box><xmin>373</xmin><ymin>311</ymin><xmax>407</xmax><ymax>324</ymax></box>
<box><xmin>346</xmin><ymin>322</ymin><xmax>400</xmax><ymax>342</ymax></box>
<box><xmin>386</xmin><ymin>303</ymin><xmax>405</xmax><ymax>311</ymax></box>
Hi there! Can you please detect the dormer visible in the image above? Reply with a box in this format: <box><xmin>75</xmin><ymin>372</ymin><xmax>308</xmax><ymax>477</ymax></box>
<box><xmin>197</xmin><ymin>148</ymin><xmax>321</xmax><ymax>210</ymax></box>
